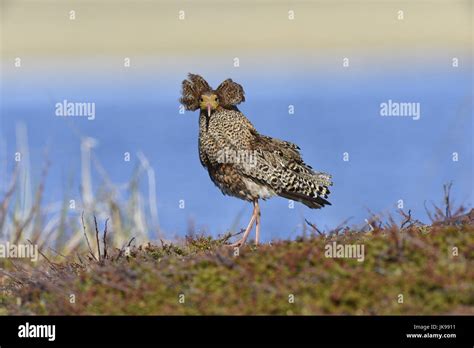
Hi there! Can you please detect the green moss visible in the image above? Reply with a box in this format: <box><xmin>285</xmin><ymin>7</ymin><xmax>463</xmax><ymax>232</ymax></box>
<box><xmin>1</xmin><ymin>223</ymin><xmax>473</xmax><ymax>315</ymax></box>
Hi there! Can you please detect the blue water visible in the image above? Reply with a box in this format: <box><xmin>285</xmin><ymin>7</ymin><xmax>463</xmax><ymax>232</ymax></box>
<box><xmin>1</xmin><ymin>64</ymin><xmax>472</xmax><ymax>241</ymax></box>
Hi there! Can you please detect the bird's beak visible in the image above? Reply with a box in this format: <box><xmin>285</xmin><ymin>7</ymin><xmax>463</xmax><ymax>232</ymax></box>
<box><xmin>207</xmin><ymin>104</ymin><xmax>211</xmax><ymax>117</ymax></box>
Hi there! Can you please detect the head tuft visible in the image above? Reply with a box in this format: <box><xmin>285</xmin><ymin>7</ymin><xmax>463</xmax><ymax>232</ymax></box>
<box><xmin>215</xmin><ymin>79</ymin><xmax>245</xmax><ymax>107</ymax></box>
<box><xmin>180</xmin><ymin>73</ymin><xmax>212</xmax><ymax>111</ymax></box>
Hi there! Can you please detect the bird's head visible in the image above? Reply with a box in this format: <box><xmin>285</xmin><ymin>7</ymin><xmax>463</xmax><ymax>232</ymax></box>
<box><xmin>199</xmin><ymin>93</ymin><xmax>219</xmax><ymax>117</ymax></box>
<box><xmin>180</xmin><ymin>73</ymin><xmax>245</xmax><ymax>113</ymax></box>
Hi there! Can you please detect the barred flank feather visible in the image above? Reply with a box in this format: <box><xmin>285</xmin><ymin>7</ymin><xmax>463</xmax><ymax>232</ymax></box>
<box><xmin>250</xmin><ymin>136</ymin><xmax>333</xmax><ymax>209</ymax></box>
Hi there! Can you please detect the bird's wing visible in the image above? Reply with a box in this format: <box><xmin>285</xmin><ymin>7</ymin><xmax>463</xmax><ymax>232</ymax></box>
<box><xmin>256</xmin><ymin>135</ymin><xmax>333</xmax><ymax>187</ymax></box>
<box><xmin>205</xmin><ymin>110</ymin><xmax>332</xmax><ymax>208</ymax></box>
<box><xmin>248</xmin><ymin>135</ymin><xmax>333</xmax><ymax>208</ymax></box>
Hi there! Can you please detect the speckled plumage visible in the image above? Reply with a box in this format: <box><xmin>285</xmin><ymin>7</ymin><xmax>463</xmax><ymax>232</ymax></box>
<box><xmin>180</xmin><ymin>73</ymin><xmax>333</xmax><ymax>245</ymax></box>
<box><xmin>198</xmin><ymin>107</ymin><xmax>333</xmax><ymax>209</ymax></box>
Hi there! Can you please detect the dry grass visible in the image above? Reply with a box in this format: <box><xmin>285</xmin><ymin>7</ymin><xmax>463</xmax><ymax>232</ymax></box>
<box><xmin>0</xmin><ymin>207</ymin><xmax>472</xmax><ymax>315</ymax></box>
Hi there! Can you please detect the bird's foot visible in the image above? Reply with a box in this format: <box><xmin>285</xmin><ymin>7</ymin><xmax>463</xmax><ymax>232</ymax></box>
<box><xmin>227</xmin><ymin>240</ymin><xmax>244</xmax><ymax>248</ymax></box>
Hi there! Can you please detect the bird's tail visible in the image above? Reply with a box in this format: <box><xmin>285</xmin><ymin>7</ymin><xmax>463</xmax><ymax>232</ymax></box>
<box><xmin>279</xmin><ymin>172</ymin><xmax>332</xmax><ymax>209</ymax></box>
<box><xmin>253</xmin><ymin>134</ymin><xmax>333</xmax><ymax>209</ymax></box>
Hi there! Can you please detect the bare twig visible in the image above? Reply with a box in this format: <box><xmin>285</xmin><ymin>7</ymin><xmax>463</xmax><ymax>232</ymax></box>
<box><xmin>365</xmin><ymin>219</ymin><xmax>375</xmax><ymax>232</ymax></box>
<box><xmin>443</xmin><ymin>182</ymin><xmax>453</xmax><ymax>220</ymax></box>
<box><xmin>115</xmin><ymin>237</ymin><xmax>136</xmax><ymax>261</ymax></box>
<box><xmin>329</xmin><ymin>217</ymin><xmax>353</xmax><ymax>235</ymax></box>
<box><xmin>219</xmin><ymin>229</ymin><xmax>244</xmax><ymax>244</ymax></box>
<box><xmin>81</xmin><ymin>212</ymin><xmax>97</xmax><ymax>262</ymax></box>
<box><xmin>304</xmin><ymin>219</ymin><xmax>323</xmax><ymax>236</ymax></box>
<box><xmin>0</xmin><ymin>165</ymin><xmax>19</xmax><ymax>236</ymax></box>
<box><xmin>94</xmin><ymin>216</ymin><xmax>101</xmax><ymax>262</ymax></box>
<box><xmin>103</xmin><ymin>218</ymin><xmax>109</xmax><ymax>260</ymax></box>
<box><xmin>127</xmin><ymin>237</ymin><xmax>136</xmax><ymax>247</ymax></box>
<box><xmin>400</xmin><ymin>209</ymin><xmax>412</xmax><ymax>229</ymax></box>
<box><xmin>14</xmin><ymin>160</ymin><xmax>49</xmax><ymax>244</ymax></box>
<box><xmin>76</xmin><ymin>253</ymin><xmax>84</xmax><ymax>265</ymax></box>
<box><xmin>27</xmin><ymin>239</ymin><xmax>58</xmax><ymax>272</ymax></box>
<box><xmin>47</xmin><ymin>247</ymin><xmax>67</xmax><ymax>259</ymax></box>
<box><xmin>398</xmin><ymin>209</ymin><xmax>423</xmax><ymax>229</ymax></box>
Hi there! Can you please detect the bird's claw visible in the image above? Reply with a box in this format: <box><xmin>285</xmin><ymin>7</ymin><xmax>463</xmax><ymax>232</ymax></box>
<box><xmin>226</xmin><ymin>241</ymin><xmax>243</xmax><ymax>248</ymax></box>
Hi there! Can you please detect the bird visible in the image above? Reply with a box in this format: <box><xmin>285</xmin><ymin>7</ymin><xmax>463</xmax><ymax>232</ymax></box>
<box><xmin>180</xmin><ymin>73</ymin><xmax>333</xmax><ymax>247</ymax></box>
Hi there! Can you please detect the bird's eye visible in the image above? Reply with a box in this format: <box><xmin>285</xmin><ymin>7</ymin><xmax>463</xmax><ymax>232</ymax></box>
<box><xmin>215</xmin><ymin>97</ymin><xmax>219</xmax><ymax>103</ymax></box>
<box><xmin>200</xmin><ymin>97</ymin><xmax>203</xmax><ymax>102</ymax></box>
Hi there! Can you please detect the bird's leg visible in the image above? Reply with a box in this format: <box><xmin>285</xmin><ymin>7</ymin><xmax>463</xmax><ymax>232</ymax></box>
<box><xmin>229</xmin><ymin>203</ymin><xmax>257</xmax><ymax>247</ymax></box>
<box><xmin>254</xmin><ymin>200</ymin><xmax>261</xmax><ymax>246</ymax></box>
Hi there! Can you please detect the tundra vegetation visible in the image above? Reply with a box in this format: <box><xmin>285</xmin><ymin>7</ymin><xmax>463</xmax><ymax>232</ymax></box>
<box><xmin>0</xmin><ymin>161</ymin><xmax>472</xmax><ymax>315</ymax></box>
